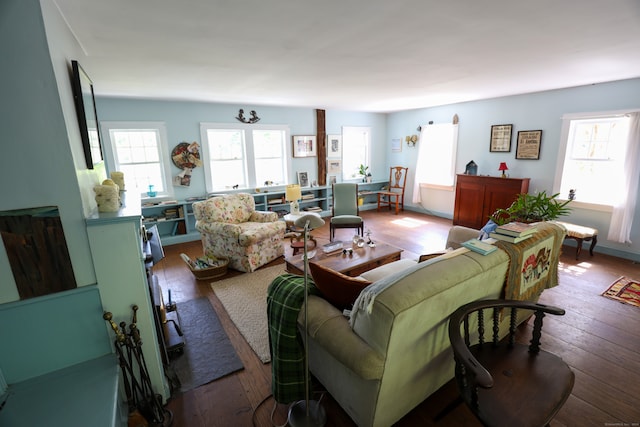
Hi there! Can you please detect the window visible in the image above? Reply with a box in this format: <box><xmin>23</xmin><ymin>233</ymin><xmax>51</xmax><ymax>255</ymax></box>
<box><xmin>555</xmin><ymin>114</ymin><xmax>631</xmax><ymax>207</ymax></box>
<box><xmin>102</xmin><ymin>122</ymin><xmax>172</xmax><ymax>198</ymax></box>
<box><xmin>200</xmin><ymin>123</ymin><xmax>289</xmax><ymax>192</ymax></box>
<box><xmin>341</xmin><ymin>126</ymin><xmax>370</xmax><ymax>180</ymax></box>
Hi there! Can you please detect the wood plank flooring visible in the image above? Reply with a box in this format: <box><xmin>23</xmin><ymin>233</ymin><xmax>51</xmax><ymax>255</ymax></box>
<box><xmin>152</xmin><ymin>210</ymin><xmax>640</xmax><ymax>426</ymax></box>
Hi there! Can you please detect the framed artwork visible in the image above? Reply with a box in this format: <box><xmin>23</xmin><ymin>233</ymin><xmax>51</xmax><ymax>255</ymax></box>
<box><xmin>327</xmin><ymin>159</ymin><xmax>341</xmax><ymax>174</ymax></box>
<box><xmin>71</xmin><ymin>60</ymin><xmax>104</xmax><ymax>169</ymax></box>
<box><xmin>516</xmin><ymin>130</ymin><xmax>542</xmax><ymax>160</ymax></box>
<box><xmin>489</xmin><ymin>124</ymin><xmax>512</xmax><ymax>152</ymax></box>
<box><xmin>292</xmin><ymin>135</ymin><xmax>317</xmax><ymax>157</ymax></box>
<box><xmin>391</xmin><ymin>137</ymin><xmax>402</xmax><ymax>152</ymax></box>
<box><xmin>297</xmin><ymin>171</ymin><xmax>310</xmax><ymax>187</ymax></box>
<box><xmin>328</xmin><ymin>175</ymin><xmax>337</xmax><ymax>185</ymax></box>
<box><xmin>327</xmin><ymin>134</ymin><xmax>342</xmax><ymax>158</ymax></box>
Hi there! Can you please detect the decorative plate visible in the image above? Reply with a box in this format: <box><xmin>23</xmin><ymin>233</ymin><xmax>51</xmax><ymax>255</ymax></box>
<box><xmin>171</xmin><ymin>142</ymin><xmax>202</xmax><ymax>169</ymax></box>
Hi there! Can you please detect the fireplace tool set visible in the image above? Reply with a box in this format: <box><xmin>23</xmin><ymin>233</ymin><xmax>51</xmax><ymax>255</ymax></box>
<box><xmin>104</xmin><ymin>305</ymin><xmax>173</xmax><ymax>427</ymax></box>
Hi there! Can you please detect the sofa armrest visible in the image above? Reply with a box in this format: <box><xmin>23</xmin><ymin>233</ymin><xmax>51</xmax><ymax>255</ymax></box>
<box><xmin>446</xmin><ymin>225</ymin><xmax>481</xmax><ymax>249</ymax></box>
<box><xmin>301</xmin><ymin>296</ymin><xmax>385</xmax><ymax>380</ymax></box>
<box><xmin>249</xmin><ymin>210</ymin><xmax>278</xmax><ymax>222</ymax></box>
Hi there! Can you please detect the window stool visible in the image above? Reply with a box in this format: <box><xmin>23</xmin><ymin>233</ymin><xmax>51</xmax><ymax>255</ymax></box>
<box><xmin>556</xmin><ymin>221</ymin><xmax>598</xmax><ymax>260</ymax></box>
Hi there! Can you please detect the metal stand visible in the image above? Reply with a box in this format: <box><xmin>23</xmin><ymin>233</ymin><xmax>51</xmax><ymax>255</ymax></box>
<box><xmin>288</xmin><ymin>215</ymin><xmax>327</xmax><ymax>427</ymax></box>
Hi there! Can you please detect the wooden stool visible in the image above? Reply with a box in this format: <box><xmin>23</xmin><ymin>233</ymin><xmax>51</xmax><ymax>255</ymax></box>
<box><xmin>556</xmin><ymin>221</ymin><xmax>598</xmax><ymax>260</ymax></box>
<box><xmin>290</xmin><ymin>232</ymin><xmax>317</xmax><ymax>255</ymax></box>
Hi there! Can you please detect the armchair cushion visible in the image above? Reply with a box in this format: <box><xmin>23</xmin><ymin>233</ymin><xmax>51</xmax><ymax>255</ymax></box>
<box><xmin>330</xmin><ymin>215</ymin><xmax>363</xmax><ymax>225</ymax></box>
<box><xmin>309</xmin><ymin>262</ymin><xmax>371</xmax><ymax>310</ymax></box>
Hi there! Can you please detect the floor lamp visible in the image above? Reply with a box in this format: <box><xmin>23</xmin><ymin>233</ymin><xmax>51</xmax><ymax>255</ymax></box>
<box><xmin>289</xmin><ymin>214</ymin><xmax>327</xmax><ymax>427</ymax></box>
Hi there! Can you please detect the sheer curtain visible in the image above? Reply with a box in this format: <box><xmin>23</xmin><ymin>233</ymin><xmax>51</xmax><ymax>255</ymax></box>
<box><xmin>412</xmin><ymin>123</ymin><xmax>458</xmax><ymax>204</ymax></box>
<box><xmin>607</xmin><ymin>112</ymin><xmax>640</xmax><ymax>243</ymax></box>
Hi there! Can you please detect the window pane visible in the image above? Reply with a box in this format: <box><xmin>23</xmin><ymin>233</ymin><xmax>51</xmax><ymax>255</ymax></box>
<box><xmin>211</xmin><ymin>159</ymin><xmax>245</xmax><ymax>189</ymax></box>
<box><xmin>342</xmin><ymin>127</ymin><xmax>370</xmax><ymax>180</ymax></box>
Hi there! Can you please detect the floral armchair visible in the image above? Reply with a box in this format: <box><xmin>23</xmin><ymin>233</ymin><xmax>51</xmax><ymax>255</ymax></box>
<box><xmin>193</xmin><ymin>193</ymin><xmax>286</xmax><ymax>272</ymax></box>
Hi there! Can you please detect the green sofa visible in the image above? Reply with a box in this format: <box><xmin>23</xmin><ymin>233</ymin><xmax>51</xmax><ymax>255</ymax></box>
<box><xmin>298</xmin><ymin>223</ymin><xmax>565</xmax><ymax>426</ymax></box>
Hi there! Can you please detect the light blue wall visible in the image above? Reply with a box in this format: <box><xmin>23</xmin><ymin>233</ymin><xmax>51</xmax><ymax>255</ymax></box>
<box><xmin>94</xmin><ymin>97</ymin><xmax>388</xmax><ymax>200</ymax></box>
<box><xmin>388</xmin><ymin>78</ymin><xmax>640</xmax><ymax>260</ymax></box>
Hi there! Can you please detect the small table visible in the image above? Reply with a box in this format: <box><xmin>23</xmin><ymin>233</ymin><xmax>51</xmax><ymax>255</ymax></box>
<box><xmin>283</xmin><ymin>212</ymin><xmax>321</xmax><ymax>255</ymax></box>
<box><xmin>285</xmin><ymin>241</ymin><xmax>403</xmax><ymax>277</ymax></box>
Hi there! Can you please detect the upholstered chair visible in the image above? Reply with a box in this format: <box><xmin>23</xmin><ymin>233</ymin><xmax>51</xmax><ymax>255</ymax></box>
<box><xmin>193</xmin><ymin>193</ymin><xmax>286</xmax><ymax>272</ymax></box>
<box><xmin>330</xmin><ymin>183</ymin><xmax>363</xmax><ymax>241</ymax></box>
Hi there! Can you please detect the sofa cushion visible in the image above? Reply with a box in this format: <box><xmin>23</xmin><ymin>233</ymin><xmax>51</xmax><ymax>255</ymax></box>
<box><xmin>309</xmin><ymin>262</ymin><xmax>371</xmax><ymax>310</ymax></box>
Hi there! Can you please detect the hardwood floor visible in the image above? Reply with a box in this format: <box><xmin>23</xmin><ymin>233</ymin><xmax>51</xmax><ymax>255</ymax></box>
<box><xmin>152</xmin><ymin>210</ymin><xmax>640</xmax><ymax>427</ymax></box>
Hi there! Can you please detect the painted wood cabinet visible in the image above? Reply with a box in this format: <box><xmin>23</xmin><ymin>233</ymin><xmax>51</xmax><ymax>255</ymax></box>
<box><xmin>453</xmin><ymin>174</ymin><xmax>530</xmax><ymax>230</ymax></box>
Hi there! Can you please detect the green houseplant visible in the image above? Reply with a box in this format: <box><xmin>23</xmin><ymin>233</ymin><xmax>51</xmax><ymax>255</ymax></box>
<box><xmin>489</xmin><ymin>191</ymin><xmax>572</xmax><ymax>226</ymax></box>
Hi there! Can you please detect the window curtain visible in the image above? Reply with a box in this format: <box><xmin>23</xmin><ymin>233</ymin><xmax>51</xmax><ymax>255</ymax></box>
<box><xmin>607</xmin><ymin>112</ymin><xmax>640</xmax><ymax>243</ymax></box>
<box><xmin>412</xmin><ymin>123</ymin><xmax>458</xmax><ymax>204</ymax></box>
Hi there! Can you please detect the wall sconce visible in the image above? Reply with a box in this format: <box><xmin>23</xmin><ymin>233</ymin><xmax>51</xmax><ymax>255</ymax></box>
<box><xmin>498</xmin><ymin>162</ymin><xmax>509</xmax><ymax>178</ymax></box>
<box><xmin>406</xmin><ymin>135</ymin><xmax>418</xmax><ymax>147</ymax></box>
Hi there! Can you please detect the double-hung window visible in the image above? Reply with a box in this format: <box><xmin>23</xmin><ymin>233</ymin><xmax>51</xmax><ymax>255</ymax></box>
<box><xmin>554</xmin><ymin>113</ymin><xmax>631</xmax><ymax>208</ymax></box>
<box><xmin>200</xmin><ymin>123</ymin><xmax>289</xmax><ymax>192</ymax></box>
<box><xmin>101</xmin><ymin>121</ymin><xmax>172</xmax><ymax>198</ymax></box>
<box><xmin>341</xmin><ymin>126</ymin><xmax>371</xmax><ymax>180</ymax></box>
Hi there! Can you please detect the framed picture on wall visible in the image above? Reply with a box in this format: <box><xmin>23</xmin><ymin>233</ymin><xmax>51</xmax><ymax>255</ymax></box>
<box><xmin>297</xmin><ymin>171</ymin><xmax>310</xmax><ymax>187</ymax></box>
<box><xmin>489</xmin><ymin>124</ymin><xmax>512</xmax><ymax>152</ymax></box>
<box><xmin>328</xmin><ymin>175</ymin><xmax>337</xmax><ymax>185</ymax></box>
<box><xmin>515</xmin><ymin>130</ymin><xmax>542</xmax><ymax>159</ymax></box>
<box><xmin>292</xmin><ymin>135</ymin><xmax>317</xmax><ymax>157</ymax></box>
<box><xmin>327</xmin><ymin>134</ymin><xmax>342</xmax><ymax>158</ymax></box>
<box><xmin>327</xmin><ymin>159</ymin><xmax>341</xmax><ymax>174</ymax></box>
<box><xmin>391</xmin><ymin>137</ymin><xmax>402</xmax><ymax>152</ymax></box>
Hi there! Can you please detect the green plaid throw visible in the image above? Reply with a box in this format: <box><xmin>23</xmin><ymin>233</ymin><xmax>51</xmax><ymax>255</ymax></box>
<box><xmin>267</xmin><ymin>273</ymin><xmax>319</xmax><ymax>404</ymax></box>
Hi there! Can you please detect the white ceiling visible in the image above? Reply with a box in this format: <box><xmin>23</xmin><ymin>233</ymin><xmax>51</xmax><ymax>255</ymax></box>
<box><xmin>53</xmin><ymin>0</ymin><xmax>640</xmax><ymax>112</ymax></box>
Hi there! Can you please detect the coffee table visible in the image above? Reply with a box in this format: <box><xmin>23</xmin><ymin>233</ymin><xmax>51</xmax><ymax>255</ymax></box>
<box><xmin>285</xmin><ymin>241</ymin><xmax>403</xmax><ymax>277</ymax></box>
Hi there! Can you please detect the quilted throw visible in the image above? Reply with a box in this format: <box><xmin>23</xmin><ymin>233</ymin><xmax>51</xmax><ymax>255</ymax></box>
<box><xmin>267</xmin><ymin>273</ymin><xmax>319</xmax><ymax>404</ymax></box>
<box><xmin>495</xmin><ymin>222</ymin><xmax>566</xmax><ymax>301</ymax></box>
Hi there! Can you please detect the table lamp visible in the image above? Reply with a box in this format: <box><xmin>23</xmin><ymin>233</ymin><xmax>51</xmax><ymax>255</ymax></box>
<box><xmin>284</xmin><ymin>184</ymin><xmax>302</xmax><ymax>215</ymax></box>
<box><xmin>289</xmin><ymin>213</ymin><xmax>327</xmax><ymax>427</ymax></box>
<box><xmin>498</xmin><ymin>162</ymin><xmax>509</xmax><ymax>178</ymax></box>
<box><xmin>286</xmin><ymin>184</ymin><xmax>302</xmax><ymax>214</ymax></box>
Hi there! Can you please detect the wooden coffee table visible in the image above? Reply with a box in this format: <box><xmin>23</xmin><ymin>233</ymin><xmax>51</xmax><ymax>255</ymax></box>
<box><xmin>285</xmin><ymin>241</ymin><xmax>403</xmax><ymax>277</ymax></box>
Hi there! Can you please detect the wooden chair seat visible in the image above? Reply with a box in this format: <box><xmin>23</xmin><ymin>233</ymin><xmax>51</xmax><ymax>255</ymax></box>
<box><xmin>448</xmin><ymin>299</ymin><xmax>575</xmax><ymax>427</ymax></box>
<box><xmin>377</xmin><ymin>166</ymin><xmax>408</xmax><ymax>214</ymax></box>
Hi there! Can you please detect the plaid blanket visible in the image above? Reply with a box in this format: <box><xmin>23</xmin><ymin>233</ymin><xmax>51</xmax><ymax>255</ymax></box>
<box><xmin>267</xmin><ymin>273</ymin><xmax>319</xmax><ymax>404</ymax></box>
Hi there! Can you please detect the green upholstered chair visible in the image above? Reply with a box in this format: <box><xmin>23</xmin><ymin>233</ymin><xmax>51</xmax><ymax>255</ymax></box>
<box><xmin>330</xmin><ymin>183</ymin><xmax>364</xmax><ymax>241</ymax></box>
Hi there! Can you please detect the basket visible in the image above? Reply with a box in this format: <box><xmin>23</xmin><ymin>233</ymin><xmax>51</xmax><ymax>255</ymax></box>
<box><xmin>185</xmin><ymin>256</ymin><xmax>229</xmax><ymax>280</ymax></box>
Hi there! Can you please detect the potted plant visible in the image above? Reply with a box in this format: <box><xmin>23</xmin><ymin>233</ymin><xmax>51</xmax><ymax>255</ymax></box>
<box><xmin>359</xmin><ymin>164</ymin><xmax>372</xmax><ymax>183</ymax></box>
<box><xmin>489</xmin><ymin>191</ymin><xmax>572</xmax><ymax>226</ymax></box>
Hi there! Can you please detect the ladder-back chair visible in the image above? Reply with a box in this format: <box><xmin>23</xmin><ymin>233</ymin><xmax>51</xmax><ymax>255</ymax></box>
<box><xmin>377</xmin><ymin>166</ymin><xmax>408</xmax><ymax>215</ymax></box>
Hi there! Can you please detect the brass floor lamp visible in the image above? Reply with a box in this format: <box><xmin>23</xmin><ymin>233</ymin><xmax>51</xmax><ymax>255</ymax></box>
<box><xmin>288</xmin><ymin>213</ymin><xmax>327</xmax><ymax>427</ymax></box>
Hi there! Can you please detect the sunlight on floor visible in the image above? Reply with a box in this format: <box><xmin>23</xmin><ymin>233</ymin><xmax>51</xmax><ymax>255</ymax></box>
<box><xmin>559</xmin><ymin>260</ymin><xmax>593</xmax><ymax>276</ymax></box>
<box><xmin>391</xmin><ymin>217</ymin><xmax>430</xmax><ymax>228</ymax></box>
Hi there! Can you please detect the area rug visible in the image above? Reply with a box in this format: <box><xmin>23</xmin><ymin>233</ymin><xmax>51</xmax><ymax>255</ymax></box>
<box><xmin>211</xmin><ymin>264</ymin><xmax>287</xmax><ymax>363</ymax></box>
<box><xmin>171</xmin><ymin>297</ymin><xmax>244</xmax><ymax>393</ymax></box>
<box><xmin>602</xmin><ymin>276</ymin><xmax>640</xmax><ymax>308</ymax></box>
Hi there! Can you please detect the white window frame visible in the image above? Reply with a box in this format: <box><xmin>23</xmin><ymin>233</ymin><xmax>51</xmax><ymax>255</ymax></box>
<box><xmin>101</xmin><ymin>121</ymin><xmax>173</xmax><ymax>199</ymax></box>
<box><xmin>416</xmin><ymin>123</ymin><xmax>459</xmax><ymax>191</ymax></box>
<box><xmin>200</xmin><ymin>123</ymin><xmax>291</xmax><ymax>193</ymax></box>
<box><xmin>553</xmin><ymin>110</ymin><xmax>632</xmax><ymax>212</ymax></box>
<box><xmin>341</xmin><ymin>126</ymin><xmax>371</xmax><ymax>181</ymax></box>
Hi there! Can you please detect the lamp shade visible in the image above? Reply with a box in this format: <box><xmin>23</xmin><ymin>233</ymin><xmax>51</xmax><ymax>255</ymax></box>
<box><xmin>294</xmin><ymin>214</ymin><xmax>325</xmax><ymax>230</ymax></box>
<box><xmin>286</xmin><ymin>184</ymin><xmax>302</xmax><ymax>202</ymax></box>
<box><xmin>498</xmin><ymin>162</ymin><xmax>509</xmax><ymax>171</ymax></box>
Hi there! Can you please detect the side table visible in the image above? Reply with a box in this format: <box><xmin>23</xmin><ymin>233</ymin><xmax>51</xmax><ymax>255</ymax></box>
<box><xmin>283</xmin><ymin>212</ymin><xmax>321</xmax><ymax>255</ymax></box>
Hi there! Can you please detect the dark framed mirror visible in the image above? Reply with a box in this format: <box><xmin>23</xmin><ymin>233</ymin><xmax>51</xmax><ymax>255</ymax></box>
<box><xmin>71</xmin><ymin>60</ymin><xmax>103</xmax><ymax>169</ymax></box>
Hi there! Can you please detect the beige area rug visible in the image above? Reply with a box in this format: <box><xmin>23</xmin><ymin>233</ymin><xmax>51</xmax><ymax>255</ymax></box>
<box><xmin>211</xmin><ymin>264</ymin><xmax>287</xmax><ymax>363</ymax></box>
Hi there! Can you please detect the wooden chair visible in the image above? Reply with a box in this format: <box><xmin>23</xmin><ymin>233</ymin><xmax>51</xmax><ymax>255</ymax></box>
<box><xmin>448</xmin><ymin>299</ymin><xmax>574</xmax><ymax>427</ymax></box>
<box><xmin>377</xmin><ymin>166</ymin><xmax>408</xmax><ymax>214</ymax></box>
<box><xmin>330</xmin><ymin>183</ymin><xmax>363</xmax><ymax>241</ymax></box>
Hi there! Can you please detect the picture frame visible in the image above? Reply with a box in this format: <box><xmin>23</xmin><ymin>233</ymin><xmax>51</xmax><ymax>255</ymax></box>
<box><xmin>327</xmin><ymin>159</ymin><xmax>341</xmax><ymax>174</ymax></box>
<box><xmin>328</xmin><ymin>175</ymin><xmax>337</xmax><ymax>185</ymax></box>
<box><xmin>327</xmin><ymin>134</ymin><xmax>342</xmax><ymax>158</ymax></box>
<box><xmin>489</xmin><ymin>124</ymin><xmax>512</xmax><ymax>152</ymax></box>
<box><xmin>516</xmin><ymin>130</ymin><xmax>542</xmax><ymax>159</ymax></box>
<box><xmin>71</xmin><ymin>60</ymin><xmax>104</xmax><ymax>169</ymax></box>
<box><xmin>292</xmin><ymin>135</ymin><xmax>317</xmax><ymax>157</ymax></box>
<box><xmin>297</xmin><ymin>171</ymin><xmax>310</xmax><ymax>187</ymax></box>
<box><xmin>391</xmin><ymin>137</ymin><xmax>402</xmax><ymax>152</ymax></box>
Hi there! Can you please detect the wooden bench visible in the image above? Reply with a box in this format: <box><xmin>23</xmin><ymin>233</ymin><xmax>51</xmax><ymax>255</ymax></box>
<box><xmin>556</xmin><ymin>221</ymin><xmax>598</xmax><ymax>260</ymax></box>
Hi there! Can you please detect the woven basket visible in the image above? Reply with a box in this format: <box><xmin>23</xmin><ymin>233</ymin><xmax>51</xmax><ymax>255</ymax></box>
<box><xmin>185</xmin><ymin>256</ymin><xmax>229</xmax><ymax>280</ymax></box>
